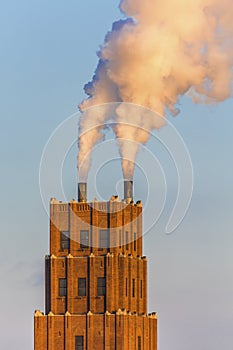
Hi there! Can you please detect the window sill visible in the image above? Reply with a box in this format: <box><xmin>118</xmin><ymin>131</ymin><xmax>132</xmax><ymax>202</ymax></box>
<box><xmin>75</xmin><ymin>296</ymin><xmax>86</xmax><ymax>299</ymax></box>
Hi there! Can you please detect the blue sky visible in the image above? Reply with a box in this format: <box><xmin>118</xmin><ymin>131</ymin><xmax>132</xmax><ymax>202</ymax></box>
<box><xmin>0</xmin><ymin>1</ymin><xmax>233</xmax><ymax>349</ymax></box>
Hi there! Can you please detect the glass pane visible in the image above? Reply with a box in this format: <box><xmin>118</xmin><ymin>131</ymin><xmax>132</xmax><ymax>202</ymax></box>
<box><xmin>75</xmin><ymin>336</ymin><xmax>84</xmax><ymax>350</ymax></box>
<box><xmin>60</xmin><ymin>278</ymin><xmax>66</xmax><ymax>287</ymax></box>
<box><xmin>132</xmin><ymin>279</ymin><xmax>135</xmax><ymax>297</ymax></box>
<box><xmin>100</xmin><ymin>230</ymin><xmax>109</xmax><ymax>248</ymax></box>
<box><xmin>80</xmin><ymin>230</ymin><xmax>89</xmax><ymax>248</ymax></box>
<box><xmin>134</xmin><ymin>232</ymin><xmax>137</xmax><ymax>251</ymax></box>
<box><xmin>138</xmin><ymin>336</ymin><xmax>141</xmax><ymax>350</ymax></box>
<box><xmin>97</xmin><ymin>277</ymin><xmax>106</xmax><ymax>296</ymax></box>
<box><xmin>78</xmin><ymin>278</ymin><xmax>86</xmax><ymax>296</ymax></box>
<box><xmin>60</xmin><ymin>231</ymin><xmax>69</xmax><ymax>250</ymax></box>
<box><xmin>59</xmin><ymin>278</ymin><xmax>67</xmax><ymax>296</ymax></box>
<box><xmin>126</xmin><ymin>231</ymin><xmax>129</xmax><ymax>250</ymax></box>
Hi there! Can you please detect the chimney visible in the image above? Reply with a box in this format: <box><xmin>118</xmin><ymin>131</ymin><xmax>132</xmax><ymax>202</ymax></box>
<box><xmin>78</xmin><ymin>182</ymin><xmax>87</xmax><ymax>202</ymax></box>
<box><xmin>124</xmin><ymin>180</ymin><xmax>133</xmax><ymax>200</ymax></box>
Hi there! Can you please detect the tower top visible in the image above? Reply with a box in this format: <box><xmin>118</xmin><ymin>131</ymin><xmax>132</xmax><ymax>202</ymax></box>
<box><xmin>77</xmin><ymin>180</ymin><xmax>135</xmax><ymax>203</ymax></box>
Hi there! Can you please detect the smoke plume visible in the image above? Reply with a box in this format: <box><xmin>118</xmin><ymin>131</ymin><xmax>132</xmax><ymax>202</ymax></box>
<box><xmin>78</xmin><ymin>0</ymin><xmax>233</xmax><ymax>181</ymax></box>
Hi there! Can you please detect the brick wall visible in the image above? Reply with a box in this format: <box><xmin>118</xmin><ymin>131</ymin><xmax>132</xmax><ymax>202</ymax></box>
<box><xmin>34</xmin><ymin>312</ymin><xmax>157</xmax><ymax>350</ymax></box>
<box><xmin>34</xmin><ymin>198</ymin><xmax>157</xmax><ymax>350</ymax></box>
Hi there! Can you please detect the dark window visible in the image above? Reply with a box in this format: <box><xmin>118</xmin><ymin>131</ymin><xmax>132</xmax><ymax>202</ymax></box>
<box><xmin>138</xmin><ymin>336</ymin><xmax>141</xmax><ymax>350</ymax></box>
<box><xmin>132</xmin><ymin>279</ymin><xmax>135</xmax><ymax>297</ymax></box>
<box><xmin>100</xmin><ymin>230</ymin><xmax>109</xmax><ymax>248</ymax></box>
<box><xmin>78</xmin><ymin>278</ymin><xmax>86</xmax><ymax>296</ymax></box>
<box><xmin>126</xmin><ymin>278</ymin><xmax>128</xmax><ymax>296</ymax></box>
<box><xmin>60</xmin><ymin>231</ymin><xmax>69</xmax><ymax>250</ymax></box>
<box><xmin>59</xmin><ymin>278</ymin><xmax>67</xmax><ymax>297</ymax></box>
<box><xmin>140</xmin><ymin>280</ymin><xmax>143</xmax><ymax>299</ymax></box>
<box><xmin>119</xmin><ymin>230</ymin><xmax>122</xmax><ymax>248</ymax></box>
<box><xmin>80</xmin><ymin>230</ymin><xmax>89</xmax><ymax>249</ymax></box>
<box><xmin>97</xmin><ymin>277</ymin><xmax>106</xmax><ymax>296</ymax></box>
<box><xmin>126</xmin><ymin>231</ymin><xmax>129</xmax><ymax>250</ymax></box>
<box><xmin>134</xmin><ymin>232</ymin><xmax>137</xmax><ymax>251</ymax></box>
<box><xmin>75</xmin><ymin>336</ymin><xmax>84</xmax><ymax>350</ymax></box>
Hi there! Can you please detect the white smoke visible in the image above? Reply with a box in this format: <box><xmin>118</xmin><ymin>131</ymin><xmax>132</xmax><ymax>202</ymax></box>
<box><xmin>79</xmin><ymin>0</ymin><xmax>233</xmax><ymax>180</ymax></box>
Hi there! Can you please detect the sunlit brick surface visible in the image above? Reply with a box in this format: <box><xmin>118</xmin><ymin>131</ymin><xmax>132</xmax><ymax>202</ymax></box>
<box><xmin>34</xmin><ymin>199</ymin><xmax>157</xmax><ymax>350</ymax></box>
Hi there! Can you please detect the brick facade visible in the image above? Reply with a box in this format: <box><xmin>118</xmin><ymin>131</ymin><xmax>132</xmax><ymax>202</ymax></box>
<box><xmin>34</xmin><ymin>197</ymin><xmax>157</xmax><ymax>349</ymax></box>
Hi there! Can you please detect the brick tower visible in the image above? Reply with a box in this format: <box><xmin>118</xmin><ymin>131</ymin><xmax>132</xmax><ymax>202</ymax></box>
<box><xmin>34</xmin><ymin>181</ymin><xmax>157</xmax><ymax>350</ymax></box>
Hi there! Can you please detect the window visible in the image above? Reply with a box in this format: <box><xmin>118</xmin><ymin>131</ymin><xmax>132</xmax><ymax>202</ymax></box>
<box><xmin>126</xmin><ymin>231</ymin><xmax>129</xmax><ymax>250</ymax></box>
<box><xmin>100</xmin><ymin>230</ymin><xmax>109</xmax><ymax>248</ymax></box>
<box><xmin>97</xmin><ymin>277</ymin><xmax>106</xmax><ymax>296</ymax></box>
<box><xmin>78</xmin><ymin>278</ymin><xmax>86</xmax><ymax>296</ymax></box>
<box><xmin>126</xmin><ymin>278</ymin><xmax>128</xmax><ymax>296</ymax></box>
<box><xmin>132</xmin><ymin>279</ymin><xmax>135</xmax><ymax>297</ymax></box>
<box><xmin>140</xmin><ymin>280</ymin><xmax>143</xmax><ymax>299</ymax></box>
<box><xmin>119</xmin><ymin>230</ymin><xmax>122</xmax><ymax>248</ymax></box>
<box><xmin>134</xmin><ymin>232</ymin><xmax>137</xmax><ymax>251</ymax></box>
<box><xmin>75</xmin><ymin>336</ymin><xmax>84</xmax><ymax>350</ymax></box>
<box><xmin>80</xmin><ymin>230</ymin><xmax>89</xmax><ymax>249</ymax></box>
<box><xmin>60</xmin><ymin>231</ymin><xmax>69</xmax><ymax>250</ymax></box>
<box><xmin>59</xmin><ymin>278</ymin><xmax>67</xmax><ymax>297</ymax></box>
<box><xmin>138</xmin><ymin>336</ymin><xmax>141</xmax><ymax>350</ymax></box>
